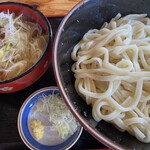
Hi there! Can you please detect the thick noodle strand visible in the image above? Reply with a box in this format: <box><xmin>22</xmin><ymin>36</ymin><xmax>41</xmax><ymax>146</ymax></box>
<box><xmin>71</xmin><ymin>14</ymin><xmax>150</xmax><ymax>143</ymax></box>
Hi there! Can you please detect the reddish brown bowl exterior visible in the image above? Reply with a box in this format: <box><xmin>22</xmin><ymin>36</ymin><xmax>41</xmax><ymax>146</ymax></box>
<box><xmin>0</xmin><ymin>2</ymin><xmax>52</xmax><ymax>93</ymax></box>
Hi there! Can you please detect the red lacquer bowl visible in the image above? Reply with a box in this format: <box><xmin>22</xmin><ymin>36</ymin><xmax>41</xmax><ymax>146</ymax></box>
<box><xmin>0</xmin><ymin>2</ymin><xmax>52</xmax><ymax>93</ymax></box>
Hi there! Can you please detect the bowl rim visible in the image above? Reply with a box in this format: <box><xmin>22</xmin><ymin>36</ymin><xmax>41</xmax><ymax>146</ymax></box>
<box><xmin>52</xmin><ymin>0</ymin><xmax>124</xmax><ymax>149</ymax></box>
<box><xmin>0</xmin><ymin>1</ymin><xmax>52</xmax><ymax>84</ymax></box>
<box><xmin>17</xmin><ymin>86</ymin><xmax>83</xmax><ymax>150</ymax></box>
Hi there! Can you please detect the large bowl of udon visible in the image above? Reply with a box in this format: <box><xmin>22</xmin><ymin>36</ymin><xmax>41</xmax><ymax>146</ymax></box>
<box><xmin>53</xmin><ymin>0</ymin><xmax>150</xmax><ymax>149</ymax></box>
<box><xmin>0</xmin><ymin>2</ymin><xmax>52</xmax><ymax>93</ymax></box>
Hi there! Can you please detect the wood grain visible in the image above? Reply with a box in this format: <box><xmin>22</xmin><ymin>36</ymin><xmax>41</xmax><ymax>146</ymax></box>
<box><xmin>2</xmin><ymin>0</ymin><xmax>81</xmax><ymax>17</ymax></box>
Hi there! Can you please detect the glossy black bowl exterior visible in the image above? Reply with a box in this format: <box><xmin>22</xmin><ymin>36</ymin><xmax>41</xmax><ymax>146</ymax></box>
<box><xmin>53</xmin><ymin>0</ymin><xmax>150</xmax><ymax>149</ymax></box>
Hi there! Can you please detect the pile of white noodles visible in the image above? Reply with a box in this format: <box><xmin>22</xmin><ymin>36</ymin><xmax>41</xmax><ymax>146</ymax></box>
<box><xmin>71</xmin><ymin>13</ymin><xmax>150</xmax><ymax>143</ymax></box>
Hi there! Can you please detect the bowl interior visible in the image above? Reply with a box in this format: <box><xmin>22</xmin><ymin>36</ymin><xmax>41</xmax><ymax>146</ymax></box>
<box><xmin>0</xmin><ymin>2</ymin><xmax>52</xmax><ymax>85</ymax></box>
<box><xmin>0</xmin><ymin>2</ymin><xmax>48</xmax><ymax>32</ymax></box>
<box><xmin>18</xmin><ymin>87</ymin><xmax>83</xmax><ymax>150</ymax></box>
<box><xmin>54</xmin><ymin>0</ymin><xmax>150</xmax><ymax>149</ymax></box>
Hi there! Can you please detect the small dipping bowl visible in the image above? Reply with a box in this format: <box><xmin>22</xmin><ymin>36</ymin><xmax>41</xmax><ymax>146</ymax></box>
<box><xmin>18</xmin><ymin>87</ymin><xmax>83</xmax><ymax>150</ymax></box>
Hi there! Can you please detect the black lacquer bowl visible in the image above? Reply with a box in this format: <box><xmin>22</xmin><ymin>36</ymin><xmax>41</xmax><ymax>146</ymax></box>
<box><xmin>53</xmin><ymin>0</ymin><xmax>150</xmax><ymax>149</ymax></box>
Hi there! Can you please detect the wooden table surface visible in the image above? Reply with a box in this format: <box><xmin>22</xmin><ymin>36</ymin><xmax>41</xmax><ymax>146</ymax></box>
<box><xmin>3</xmin><ymin>0</ymin><xmax>82</xmax><ymax>17</ymax></box>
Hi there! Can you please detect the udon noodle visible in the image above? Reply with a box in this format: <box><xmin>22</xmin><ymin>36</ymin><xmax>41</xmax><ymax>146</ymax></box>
<box><xmin>71</xmin><ymin>13</ymin><xmax>150</xmax><ymax>143</ymax></box>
